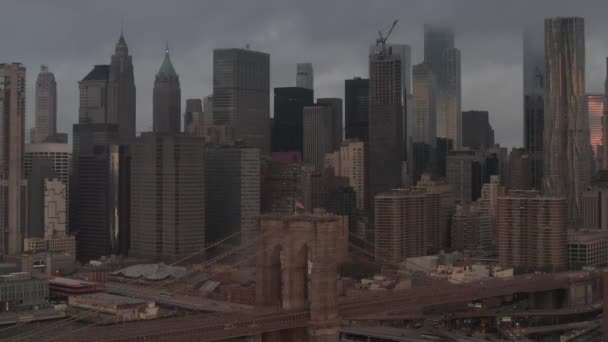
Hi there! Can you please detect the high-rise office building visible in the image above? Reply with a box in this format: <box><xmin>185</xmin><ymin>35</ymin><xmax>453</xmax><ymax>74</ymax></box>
<box><xmin>26</xmin><ymin>157</ymin><xmax>55</xmax><ymax>239</ymax></box>
<box><xmin>78</xmin><ymin>65</ymin><xmax>110</xmax><ymax>124</ymax></box>
<box><xmin>508</xmin><ymin>148</ymin><xmax>532</xmax><ymax>190</ymax></box>
<box><xmin>153</xmin><ymin>46</ymin><xmax>181</xmax><ymax>134</ymax></box>
<box><xmin>412</xmin><ymin>63</ymin><xmax>436</xmax><ymax>146</ymax></box>
<box><xmin>25</xmin><ymin>143</ymin><xmax>71</xmax><ymax>227</ymax></box>
<box><xmin>451</xmin><ymin>204</ymin><xmax>492</xmax><ymax>252</ymax></box>
<box><xmin>272</xmin><ymin>87</ymin><xmax>313</xmax><ymax>153</ymax></box>
<box><xmin>461</xmin><ymin>110</ymin><xmax>494</xmax><ymax>150</ymax></box>
<box><xmin>446</xmin><ymin>150</ymin><xmax>483</xmax><ymax>204</ymax></box>
<box><xmin>368</xmin><ymin>45</ymin><xmax>404</xmax><ymax>209</ymax></box>
<box><xmin>344</xmin><ymin>77</ymin><xmax>369</xmax><ymax>141</ymax></box>
<box><xmin>205</xmin><ymin>146</ymin><xmax>260</xmax><ymax>244</ymax></box>
<box><xmin>32</xmin><ymin>65</ymin><xmax>57</xmax><ymax>144</ymax></box>
<box><xmin>544</xmin><ymin>17</ymin><xmax>590</xmax><ymax>224</ymax></box>
<box><xmin>213</xmin><ymin>48</ymin><xmax>270</xmax><ymax>154</ymax></box>
<box><xmin>415</xmin><ymin>174</ymin><xmax>455</xmax><ymax>249</ymax></box>
<box><xmin>324</xmin><ymin>140</ymin><xmax>367</xmax><ymax>210</ymax></box>
<box><xmin>261</xmin><ymin>159</ymin><xmax>304</xmax><ymax>215</ymax></box>
<box><xmin>130</xmin><ymin>133</ymin><xmax>205</xmax><ymax>260</ymax></box>
<box><xmin>424</xmin><ymin>25</ymin><xmax>461</xmax><ymax>147</ymax></box>
<box><xmin>184</xmin><ymin>98</ymin><xmax>203</xmax><ymax>134</ymax></box>
<box><xmin>317</xmin><ymin>98</ymin><xmax>343</xmax><ymax>150</ymax></box>
<box><xmin>303</xmin><ymin>105</ymin><xmax>333</xmax><ymax>171</ymax></box>
<box><xmin>374</xmin><ymin>189</ymin><xmax>439</xmax><ymax>264</ymax></box>
<box><xmin>497</xmin><ymin>191</ymin><xmax>567</xmax><ymax>272</ymax></box>
<box><xmin>523</xmin><ymin>24</ymin><xmax>545</xmax><ymax>190</ymax></box>
<box><xmin>0</xmin><ymin>63</ymin><xmax>26</xmax><ymax>255</ymax></box>
<box><xmin>107</xmin><ymin>33</ymin><xmax>136</xmax><ymax>142</ymax></box>
<box><xmin>296</xmin><ymin>63</ymin><xmax>313</xmax><ymax>90</ymax></box>
<box><xmin>587</xmin><ymin>94</ymin><xmax>604</xmax><ymax>167</ymax></box>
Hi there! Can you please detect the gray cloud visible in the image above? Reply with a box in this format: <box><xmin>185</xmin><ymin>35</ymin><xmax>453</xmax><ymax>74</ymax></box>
<box><xmin>3</xmin><ymin>0</ymin><xmax>608</xmax><ymax>148</ymax></box>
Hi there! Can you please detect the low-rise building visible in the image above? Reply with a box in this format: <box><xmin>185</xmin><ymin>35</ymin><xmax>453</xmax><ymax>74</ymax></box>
<box><xmin>0</xmin><ymin>272</ymin><xmax>49</xmax><ymax>312</ymax></box>
<box><xmin>568</xmin><ymin>230</ymin><xmax>608</xmax><ymax>270</ymax></box>
<box><xmin>68</xmin><ymin>293</ymin><xmax>158</xmax><ymax>322</ymax></box>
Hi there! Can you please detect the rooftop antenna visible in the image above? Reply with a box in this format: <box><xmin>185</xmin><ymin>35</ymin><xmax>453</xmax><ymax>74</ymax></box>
<box><xmin>165</xmin><ymin>41</ymin><xmax>169</xmax><ymax>54</ymax></box>
<box><xmin>376</xmin><ymin>19</ymin><xmax>399</xmax><ymax>48</ymax></box>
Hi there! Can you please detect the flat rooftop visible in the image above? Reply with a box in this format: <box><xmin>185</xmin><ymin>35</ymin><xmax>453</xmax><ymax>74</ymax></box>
<box><xmin>73</xmin><ymin>293</ymin><xmax>146</xmax><ymax>305</ymax></box>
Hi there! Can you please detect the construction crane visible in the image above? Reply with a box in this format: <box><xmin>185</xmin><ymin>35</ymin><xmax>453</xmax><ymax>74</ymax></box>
<box><xmin>376</xmin><ymin>19</ymin><xmax>399</xmax><ymax>48</ymax></box>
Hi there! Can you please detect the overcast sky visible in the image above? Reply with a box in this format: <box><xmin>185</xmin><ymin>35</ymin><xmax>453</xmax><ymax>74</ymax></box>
<box><xmin>4</xmin><ymin>0</ymin><xmax>608</xmax><ymax>148</ymax></box>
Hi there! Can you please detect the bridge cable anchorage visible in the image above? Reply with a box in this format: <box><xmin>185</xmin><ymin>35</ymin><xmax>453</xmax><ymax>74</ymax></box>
<box><xmin>14</xmin><ymin>231</ymin><xmax>281</xmax><ymax>342</ymax></box>
<box><xmin>6</xmin><ymin>230</ymin><xmax>257</xmax><ymax>342</ymax></box>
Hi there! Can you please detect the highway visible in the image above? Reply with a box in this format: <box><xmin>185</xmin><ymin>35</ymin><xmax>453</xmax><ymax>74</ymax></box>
<box><xmin>105</xmin><ymin>282</ymin><xmax>255</xmax><ymax>313</ymax></box>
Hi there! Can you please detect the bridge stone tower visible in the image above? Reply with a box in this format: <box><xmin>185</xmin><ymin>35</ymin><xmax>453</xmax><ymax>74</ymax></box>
<box><xmin>256</xmin><ymin>213</ymin><xmax>348</xmax><ymax>342</ymax></box>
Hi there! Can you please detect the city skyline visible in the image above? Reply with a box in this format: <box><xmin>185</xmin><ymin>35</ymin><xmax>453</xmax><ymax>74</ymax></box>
<box><xmin>4</xmin><ymin>1</ymin><xmax>608</xmax><ymax>149</ymax></box>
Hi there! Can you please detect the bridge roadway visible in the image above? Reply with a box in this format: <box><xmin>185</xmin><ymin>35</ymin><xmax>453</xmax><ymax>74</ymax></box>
<box><xmin>34</xmin><ymin>272</ymin><xmax>597</xmax><ymax>342</ymax></box>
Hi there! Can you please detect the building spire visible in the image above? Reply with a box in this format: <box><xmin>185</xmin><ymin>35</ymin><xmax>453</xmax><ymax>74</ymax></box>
<box><xmin>157</xmin><ymin>43</ymin><xmax>177</xmax><ymax>76</ymax></box>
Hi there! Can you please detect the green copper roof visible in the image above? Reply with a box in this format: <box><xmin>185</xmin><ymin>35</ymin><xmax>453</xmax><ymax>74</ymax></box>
<box><xmin>158</xmin><ymin>48</ymin><xmax>177</xmax><ymax>76</ymax></box>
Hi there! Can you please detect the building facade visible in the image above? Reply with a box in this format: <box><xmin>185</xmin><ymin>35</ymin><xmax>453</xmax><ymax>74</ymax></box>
<box><xmin>272</xmin><ymin>87</ymin><xmax>313</xmax><ymax>153</ymax></box>
<box><xmin>446</xmin><ymin>150</ymin><xmax>483</xmax><ymax>204</ymax></box>
<box><xmin>368</xmin><ymin>45</ymin><xmax>404</xmax><ymax>210</ymax></box>
<box><xmin>524</xmin><ymin>24</ymin><xmax>545</xmax><ymax>190</ymax></box>
<box><xmin>317</xmin><ymin>98</ymin><xmax>343</xmax><ymax>151</ymax></box>
<box><xmin>296</xmin><ymin>63</ymin><xmax>313</xmax><ymax>90</ymax></box>
<box><xmin>303</xmin><ymin>106</ymin><xmax>333</xmax><ymax>172</ymax></box>
<box><xmin>32</xmin><ymin>65</ymin><xmax>57</xmax><ymax>144</ymax></box>
<box><xmin>497</xmin><ymin>191</ymin><xmax>568</xmax><ymax>272</ymax></box>
<box><xmin>205</xmin><ymin>146</ymin><xmax>260</xmax><ymax>245</ymax></box>
<box><xmin>153</xmin><ymin>47</ymin><xmax>181</xmax><ymax>135</ymax></box>
<box><xmin>344</xmin><ymin>77</ymin><xmax>369</xmax><ymax>142</ymax></box>
<box><xmin>586</xmin><ymin>93</ymin><xmax>604</xmax><ymax>168</ymax></box>
<box><xmin>412</xmin><ymin>63</ymin><xmax>436</xmax><ymax>146</ymax></box>
<box><xmin>0</xmin><ymin>63</ymin><xmax>26</xmax><ymax>255</ymax></box>
<box><xmin>107</xmin><ymin>33</ymin><xmax>136</xmax><ymax>142</ymax></box>
<box><xmin>461</xmin><ymin>110</ymin><xmax>494</xmax><ymax>150</ymax></box>
<box><xmin>184</xmin><ymin>98</ymin><xmax>204</xmax><ymax>135</ymax></box>
<box><xmin>508</xmin><ymin>148</ymin><xmax>532</xmax><ymax>190</ymax></box>
<box><xmin>324</xmin><ymin>140</ymin><xmax>367</xmax><ymax>210</ymax></box>
<box><xmin>130</xmin><ymin>133</ymin><xmax>205</xmax><ymax>261</ymax></box>
<box><xmin>213</xmin><ymin>48</ymin><xmax>270</xmax><ymax>154</ymax></box>
<box><xmin>543</xmin><ymin>17</ymin><xmax>590</xmax><ymax>225</ymax></box>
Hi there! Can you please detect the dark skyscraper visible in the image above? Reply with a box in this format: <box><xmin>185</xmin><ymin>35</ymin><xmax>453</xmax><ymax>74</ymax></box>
<box><xmin>272</xmin><ymin>87</ymin><xmax>313</xmax><ymax>153</ymax></box>
<box><xmin>461</xmin><ymin>110</ymin><xmax>495</xmax><ymax>150</ymax></box>
<box><xmin>368</xmin><ymin>45</ymin><xmax>404</xmax><ymax>209</ymax></box>
<box><xmin>523</xmin><ymin>24</ymin><xmax>545</xmax><ymax>190</ymax></box>
<box><xmin>107</xmin><ymin>33</ymin><xmax>136</xmax><ymax>142</ymax></box>
<box><xmin>213</xmin><ymin>48</ymin><xmax>270</xmax><ymax>154</ymax></box>
<box><xmin>153</xmin><ymin>46</ymin><xmax>181</xmax><ymax>134</ymax></box>
<box><xmin>317</xmin><ymin>98</ymin><xmax>343</xmax><ymax>151</ymax></box>
<box><xmin>345</xmin><ymin>77</ymin><xmax>369</xmax><ymax>141</ymax></box>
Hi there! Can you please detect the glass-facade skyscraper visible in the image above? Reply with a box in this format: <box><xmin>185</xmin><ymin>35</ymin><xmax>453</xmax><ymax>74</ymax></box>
<box><xmin>523</xmin><ymin>24</ymin><xmax>545</xmax><ymax>190</ymax></box>
<box><xmin>543</xmin><ymin>17</ymin><xmax>590</xmax><ymax>224</ymax></box>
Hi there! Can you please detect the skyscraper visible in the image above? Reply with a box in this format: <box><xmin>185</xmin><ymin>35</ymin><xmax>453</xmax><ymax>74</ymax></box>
<box><xmin>543</xmin><ymin>17</ymin><xmax>590</xmax><ymax>224</ymax></box>
<box><xmin>461</xmin><ymin>110</ymin><xmax>495</xmax><ymax>150</ymax></box>
<box><xmin>303</xmin><ymin>105</ymin><xmax>333</xmax><ymax>171</ymax></box>
<box><xmin>184</xmin><ymin>98</ymin><xmax>203</xmax><ymax>134</ymax></box>
<box><xmin>412</xmin><ymin>63</ymin><xmax>436</xmax><ymax>146</ymax></box>
<box><xmin>604</xmin><ymin>58</ymin><xmax>608</xmax><ymax>170</ymax></box>
<box><xmin>272</xmin><ymin>87</ymin><xmax>313</xmax><ymax>153</ymax></box>
<box><xmin>316</xmin><ymin>98</ymin><xmax>343</xmax><ymax>150</ymax></box>
<box><xmin>587</xmin><ymin>94</ymin><xmax>604</xmax><ymax>167</ymax></box>
<box><xmin>524</xmin><ymin>24</ymin><xmax>545</xmax><ymax>189</ymax></box>
<box><xmin>205</xmin><ymin>147</ymin><xmax>260</xmax><ymax>245</ymax></box>
<box><xmin>324</xmin><ymin>140</ymin><xmax>367</xmax><ymax>210</ymax></box>
<box><xmin>32</xmin><ymin>65</ymin><xmax>57</xmax><ymax>144</ymax></box>
<box><xmin>424</xmin><ymin>25</ymin><xmax>461</xmax><ymax>148</ymax></box>
<box><xmin>213</xmin><ymin>48</ymin><xmax>270</xmax><ymax>154</ymax></box>
<box><xmin>296</xmin><ymin>63</ymin><xmax>313</xmax><ymax>90</ymax></box>
<box><xmin>153</xmin><ymin>46</ymin><xmax>181</xmax><ymax>134</ymax></box>
<box><xmin>0</xmin><ymin>63</ymin><xmax>26</xmax><ymax>255</ymax></box>
<box><xmin>107</xmin><ymin>33</ymin><xmax>136</xmax><ymax>142</ymax></box>
<box><xmin>446</xmin><ymin>150</ymin><xmax>483</xmax><ymax>204</ymax></box>
<box><xmin>344</xmin><ymin>77</ymin><xmax>369</xmax><ymax>141</ymax></box>
<box><xmin>368</xmin><ymin>45</ymin><xmax>404</xmax><ymax>208</ymax></box>
<box><xmin>78</xmin><ymin>65</ymin><xmax>110</xmax><ymax>124</ymax></box>
<box><xmin>130</xmin><ymin>133</ymin><xmax>205</xmax><ymax>260</ymax></box>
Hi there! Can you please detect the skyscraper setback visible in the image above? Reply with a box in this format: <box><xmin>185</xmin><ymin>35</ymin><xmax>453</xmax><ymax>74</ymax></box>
<box><xmin>213</xmin><ymin>48</ymin><xmax>270</xmax><ymax>154</ymax></box>
<box><xmin>523</xmin><ymin>24</ymin><xmax>545</xmax><ymax>190</ymax></box>
<box><xmin>32</xmin><ymin>65</ymin><xmax>57</xmax><ymax>143</ymax></box>
<box><xmin>424</xmin><ymin>25</ymin><xmax>461</xmax><ymax>148</ymax></box>
<box><xmin>0</xmin><ymin>63</ymin><xmax>26</xmax><ymax>255</ymax></box>
<box><xmin>153</xmin><ymin>46</ymin><xmax>181</xmax><ymax>134</ymax></box>
<box><xmin>107</xmin><ymin>33</ymin><xmax>136</xmax><ymax>142</ymax></box>
<box><xmin>543</xmin><ymin>17</ymin><xmax>590</xmax><ymax>224</ymax></box>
